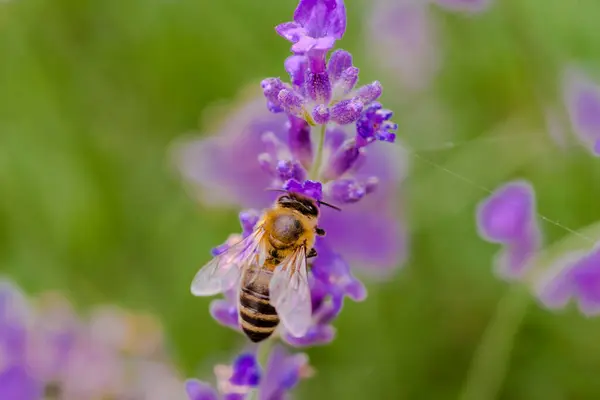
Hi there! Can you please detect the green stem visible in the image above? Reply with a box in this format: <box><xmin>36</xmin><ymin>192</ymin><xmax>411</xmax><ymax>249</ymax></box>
<box><xmin>248</xmin><ymin>339</ymin><xmax>274</xmax><ymax>400</ymax></box>
<box><xmin>309</xmin><ymin>124</ymin><xmax>327</xmax><ymax>180</ymax></box>
<box><xmin>458</xmin><ymin>285</ymin><xmax>531</xmax><ymax>400</ymax></box>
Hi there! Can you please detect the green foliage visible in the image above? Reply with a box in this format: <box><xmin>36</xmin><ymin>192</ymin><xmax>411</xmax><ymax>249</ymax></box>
<box><xmin>1</xmin><ymin>0</ymin><xmax>600</xmax><ymax>398</ymax></box>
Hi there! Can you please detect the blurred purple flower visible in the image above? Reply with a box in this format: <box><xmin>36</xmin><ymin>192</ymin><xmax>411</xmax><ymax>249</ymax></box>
<box><xmin>537</xmin><ymin>247</ymin><xmax>600</xmax><ymax>316</ymax></box>
<box><xmin>367</xmin><ymin>0</ymin><xmax>440</xmax><ymax>92</ymax></box>
<box><xmin>476</xmin><ymin>181</ymin><xmax>541</xmax><ymax>280</ymax></box>
<box><xmin>563</xmin><ymin>69</ymin><xmax>600</xmax><ymax>156</ymax></box>
<box><xmin>0</xmin><ymin>279</ymin><xmax>187</xmax><ymax>399</ymax></box>
<box><xmin>432</xmin><ymin>0</ymin><xmax>493</xmax><ymax>13</ymax></box>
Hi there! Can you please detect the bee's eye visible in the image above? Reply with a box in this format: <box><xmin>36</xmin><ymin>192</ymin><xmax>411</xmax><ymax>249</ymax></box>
<box><xmin>305</xmin><ymin>204</ymin><xmax>318</xmax><ymax>215</ymax></box>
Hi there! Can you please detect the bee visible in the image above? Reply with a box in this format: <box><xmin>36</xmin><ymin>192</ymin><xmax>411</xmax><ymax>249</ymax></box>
<box><xmin>190</xmin><ymin>191</ymin><xmax>339</xmax><ymax>342</ymax></box>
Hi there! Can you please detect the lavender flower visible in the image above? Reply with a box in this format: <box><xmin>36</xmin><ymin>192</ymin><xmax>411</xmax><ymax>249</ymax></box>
<box><xmin>186</xmin><ymin>347</ymin><xmax>311</xmax><ymax>400</ymax></box>
<box><xmin>537</xmin><ymin>247</ymin><xmax>600</xmax><ymax>316</ymax></box>
<box><xmin>0</xmin><ymin>279</ymin><xmax>187</xmax><ymax>399</ymax></box>
<box><xmin>476</xmin><ymin>181</ymin><xmax>541</xmax><ymax>280</ymax></box>
<box><xmin>563</xmin><ymin>69</ymin><xmax>600</xmax><ymax>156</ymax></box>
<box><xmin>178</xmin><ymin>0</ymin><xmax>406</xmax><ymax>397</ymax></box>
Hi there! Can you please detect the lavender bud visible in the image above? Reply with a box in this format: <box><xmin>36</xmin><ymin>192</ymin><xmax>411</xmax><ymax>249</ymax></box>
<box><xmin>356</xmin><ymin>81</ymin><xmax>383</xmax><ymax>104</ymax></box>
<box><xmin>278</xmin><ymin>88</ymin><xmax>305</xmax><ymax>117</ymax></box>
<box><xmin>327</xmin><ymin>50</ymin><xmax>353</xmax><ymax>83</ymax></box>
<box><xmin>287</xmin><ymin>116</ymin><xmax>313</xmax><ymax>167</ymax></box>
<box><xmin>305</xmin><ymin>71</ymin><xmax>332</xmax><ymax>104</ymax></box>
<box><xmin>330</xmin><ymin>99</ymin><xmax>363</xmax><ymax>125</ymax></box>
<box><xmin>337</xmin><ymin>66</ymin><xmax>359</xmax><ymax>95</ymax></box>
<box><xmin>312</xmin><ymin>104</ymin><xmax>330</xmax><ymax>125</ymax></box>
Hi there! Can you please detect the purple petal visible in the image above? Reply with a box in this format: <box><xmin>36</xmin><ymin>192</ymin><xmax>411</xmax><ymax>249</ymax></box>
<box><xmin>494</xmin><ymin>230</ymin><xmax>540</xmax><ymax>280</ymax></box>
<box><xmin>0</xmin><ymin>365</ymin><xmax>41</xmax><ymax>400</ymax></box>
<box><xmin>312</xmin><ymin>241</ymin><xmax>368</xmax><ymax>302</ymax></box>
<box><xmin>278</xmin><ymin>89</ymin><xmax>305</xmax><ymax>118</ymax></box>
<box><xmin>476</xmin><ymin>181</ymin><xmax>537</xmax><ymax>243</ymax></box>
<box><xmin>294</xmin><ymin>0</ymin><xmax>346</xmax><ymax>40</ymax></box>
<box><xmin>335</xmin><ymin>67</ymin><xmax>359</xmax><ymax>97</ymax></box>
<box><xmin>275</xmin><ymin>22</ymin><xmax>305</xmax><ymax>43</ymax></box>
<box><xmin>185</xmin><ymin>379</ymin><xmax>219</xmax><ymax>400</ymax></box>
<box><xmin>283</xmin><ymin>179</ymin><xmax>323</xmax><ymax>202</ymax></box>
<box><xmin>312</xmin><ymin>104</ymin><xmax>330</xmax><ymax>125</ymax></box>
<box><xmin>239</xmin><ymin>210</ymin><xmax>261</xmax><ymax>237</ymax></box>
<box><xmin>327</xmin><ymin>50</ymin><xmax>353</xmax><ymax>83</ymax></box>
<box><xmin>283</xmin><ymin>324</ymin><xmax>336</xmax><ymax>347</ymax></box>
<box><xmin>537</xmin><ymin>247</ymin><xmax>600</xmax><ymax>316</ymax></box>
<box><xmin>0</xmin><ymin>280</ymin><xmax>30</xmax><ymax>362</ymax></box>
<box><xmin>259</xmin><ymin>346</ymin><xmax>310</xmax><ymax>400</ymax></box>
<box><xmin>433</xmin><ymin>0</ymin><xmax>493</xmax><ymax>13</ymax></box>
<box><xmin>564</xmin><ymin>69</ymin><xmax>600</xmax><ymax>151</ymax></box>
<box><xmin>209</xmin><ymin>299</ymin><xmax>240</xmax><ymax>331</ymax></box>
<box><xmin>173</xmin><ymin>98</ymin><xmax>288</xmax><ymax>209</ymax></box>
<box><xmin>230</xmin><ymin>353</ymin><xmax>261</xmax><ymax>387</ymax></box>
<box><xmin>284</xmin><ymin>56</ymin><xmax>308</xmax><ymax>88</ymax></box>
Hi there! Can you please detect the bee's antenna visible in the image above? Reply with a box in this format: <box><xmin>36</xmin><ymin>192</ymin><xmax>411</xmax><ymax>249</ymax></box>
<box><xmin>318</xmin><ymin>200</ymin><xmax>342</xmax><ymax>211</ymax></box>
<box><xmin>265</xmin><ymin>188</ymin><xmax>289</xmax><ymax>193</ymax></box>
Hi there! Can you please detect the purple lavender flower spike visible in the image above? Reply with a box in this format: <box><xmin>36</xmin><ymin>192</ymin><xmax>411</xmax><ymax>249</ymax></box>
<box><xmin>185</xmin><ymin>379</ymin><xmax>219</xmax><ymax>400</ymax></box>
<box><xmin>564</xmin><ymin>69</ymin><xmax>600</xmax><ymax>154</ymax></box>
<box><xmin>537</xmin><ymin>247</ymin><xmax>600</xmax><ymax>316</ymax></box>
<box><xmin>476</xmin><ymin>181</ymin><xmax>541</xmax><ymax>280</ymax></box>
<box><xmin>433</xmin><ymin>0</ymin><xmax>493</xmax><ymax>13</ymax></box>
<box><xmin>330</xmin><ymin>99</ymin><xmax>364</xmax><ymax>125</ymax></box>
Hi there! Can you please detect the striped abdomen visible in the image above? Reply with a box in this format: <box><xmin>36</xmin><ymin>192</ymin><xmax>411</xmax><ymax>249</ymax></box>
<box><xmin>239</xmin><ymin>266</ymin><xmax>279</xmax><ymax>342</ymax></box>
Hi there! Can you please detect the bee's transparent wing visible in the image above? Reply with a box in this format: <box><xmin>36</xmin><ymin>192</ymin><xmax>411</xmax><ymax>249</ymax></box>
<box><xmin>191</xmin><ymin>227</ymin><xmax>265</xmax><ymax>297</ymax></box>
<box><xmin>269</xmin><ymin>246</ymin><xmax>312</xmax><ymax>337</ymax></box>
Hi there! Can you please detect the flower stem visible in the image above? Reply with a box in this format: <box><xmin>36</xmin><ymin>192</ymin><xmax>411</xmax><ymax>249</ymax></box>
<box><xmin>248</xmin><ymin>338</ymin><xmax>274</xmax><ymax>400</ymax></box>
<box><xmin>458</xmin><ymin>285</ymin><xmax>531</xmax><ymax>400</ymax></box>
<box><xmin>309</xmin><ymin>124</ymin><xmax>327</xmax><ymax>180</ymax></box>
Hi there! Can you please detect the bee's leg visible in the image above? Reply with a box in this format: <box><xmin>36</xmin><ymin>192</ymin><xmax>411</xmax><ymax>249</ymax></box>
<box><xmin>307</xmin><ymin>248</ymin><xmax>318</xmax><ymax>258</ymax></box>
<box><xmin>315</xmin><ymin>227</ymin><xmax>326</xmax><ymax>236</ymax></box>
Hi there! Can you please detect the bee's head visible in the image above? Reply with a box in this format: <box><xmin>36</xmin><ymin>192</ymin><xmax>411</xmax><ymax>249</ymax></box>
<box><xmin>271</xmin><ymin>190</ymin><xmax>341</xmax><ymax>217</ymax></box>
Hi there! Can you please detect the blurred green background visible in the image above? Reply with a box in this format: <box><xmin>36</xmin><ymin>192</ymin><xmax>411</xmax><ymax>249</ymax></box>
<box><xmin>2</xmin><ymin>0</ymin><xmax>600</xmax><ymax>398</ymax></box>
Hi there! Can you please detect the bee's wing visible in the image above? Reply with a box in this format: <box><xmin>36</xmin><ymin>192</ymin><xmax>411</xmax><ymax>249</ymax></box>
<box><xmin>269</xmin><ymin>245</ymin><xmax>312</xmax><ymax>337</ymax></box>
<box><xmin>191</xmin><ymin>227</ymin><xmax>266</xmax><ymax>297</ymax></box>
